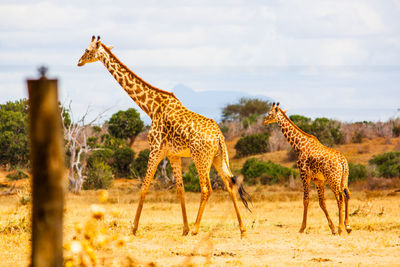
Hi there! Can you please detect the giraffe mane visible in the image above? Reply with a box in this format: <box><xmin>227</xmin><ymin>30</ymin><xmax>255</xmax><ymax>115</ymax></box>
<box><xmin>101</xmin><ymin>43</ymin><xmax>178</xmax><ymax>100</ymax></box>
<box><xmin>278</xmin><ymin>108</ymin><xmax>319</xmax><ymax>141</ymax></box>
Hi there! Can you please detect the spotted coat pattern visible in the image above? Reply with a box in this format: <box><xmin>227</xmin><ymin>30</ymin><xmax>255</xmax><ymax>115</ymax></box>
<box><xmin>264</xmin><ymin>103</ymin><xmax>351</xmax><ymax>235</ymax></box>
<box><xmin>78</xmin><ymin>36</ymin><xmax>248</xmax><ymax>237</ymax></box>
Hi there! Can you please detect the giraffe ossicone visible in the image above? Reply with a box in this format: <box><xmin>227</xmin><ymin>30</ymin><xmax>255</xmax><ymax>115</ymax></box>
<box><xmin>264</xmin><ymin>103</ymin><xmax>352</xmax><ymax>235</ymax></box>
<box><xmin>78</xmin><ymin>35</ymin><xmax>251</xmax><ymax>238</ymax></box>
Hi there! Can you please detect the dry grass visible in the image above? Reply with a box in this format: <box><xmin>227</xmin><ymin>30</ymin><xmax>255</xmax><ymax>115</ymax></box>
<box><xmin>1</xmin><ymin>180</ymin><xmax>400</xmax><ymax>266</ymax></box>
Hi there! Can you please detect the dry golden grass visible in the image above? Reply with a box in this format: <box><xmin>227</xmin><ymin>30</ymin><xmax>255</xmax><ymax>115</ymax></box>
<box><xmin>0</xmin><ymin>136</ymin><xmax>399</xmax><ymax>266</ymax></box>
<box><xmin>1</xmin><ymin>180</ymin><xmax>400</xmax><ymax>266</ymax></box>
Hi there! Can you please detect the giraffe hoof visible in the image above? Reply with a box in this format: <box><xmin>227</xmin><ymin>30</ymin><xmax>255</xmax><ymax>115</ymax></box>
<box><xmin>240</xmin><ymin>231</ymin><xmax>247</xmax><ymax>239</ymax></box>
<box><xmin>299</xmin><ymin>228</ymin><xmax>305</xmax><ymax>233</ymax></box>
<box><xmin>338</xmin><ymin>228</ymin><xmax>343</xmax><ymax>235</ymax></box>
<box><xmin>132</xmin><ymin>228</ymin><xmax>138</xmax><ymax>235</ymax></box>
<box><xmin>182</xmin><ymin>228</ymin><xmax>190</xmax><ymax>236</ymax></box>
<box><xmin>346</xmin><ymin>227</ymin><xmax>352</xmax><ymax>234</ymax></box>
<box><xmin>191</xmin><ymin>230</ymin><xmax>198</xmax><ymax>236</ymax></box>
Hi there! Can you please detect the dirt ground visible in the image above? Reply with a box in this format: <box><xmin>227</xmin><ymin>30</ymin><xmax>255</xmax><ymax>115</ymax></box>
<box><xmin>1</xmin><ymin>180</ymin><xmax>400</xmax><ymax>266</ymax></box>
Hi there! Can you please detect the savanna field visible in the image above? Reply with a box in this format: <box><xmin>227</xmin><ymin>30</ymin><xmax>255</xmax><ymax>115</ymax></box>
<box><xmin>1</xmin><ymin>137</ymin><xmax>400</xmax><ymax>266</ymax></box>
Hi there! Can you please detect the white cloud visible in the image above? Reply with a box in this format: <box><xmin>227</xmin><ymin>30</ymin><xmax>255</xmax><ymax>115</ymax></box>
<box><xmin>0</xmin><ymin>0</ymin><xmax>399</xmax><ymax>122</ymax></box>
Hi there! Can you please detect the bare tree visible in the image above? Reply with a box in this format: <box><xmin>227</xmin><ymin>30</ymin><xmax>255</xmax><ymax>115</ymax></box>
<box><xmin>158</xmin><ymin>158</ymin><xmax>174</xmax><ymax>187</ymax></box>
<box><xmin>61</xmin><ymin>103</ymin><xmax>109</xmax><ymax>193</ymax></box>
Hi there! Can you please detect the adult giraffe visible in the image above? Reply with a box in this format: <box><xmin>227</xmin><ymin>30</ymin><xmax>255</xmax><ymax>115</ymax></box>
<box><xmin>77</xmin><ymin>36</ymin><xmax>250</xmax><ymax>237</ymax></box>
<box><xmin>264</xmin><ymin>103</ymin><xmax>351</xmax><ymax>235</ymax></box>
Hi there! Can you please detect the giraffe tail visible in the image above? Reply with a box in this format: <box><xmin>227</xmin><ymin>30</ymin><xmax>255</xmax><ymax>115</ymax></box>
<box><xmin>218</xmin><ymin>135</ymin><xmax>252</xmax><ymax>212</ymax></box>
<box><xmin>342</xmin><ymin>160</ymin><xmax>351</xmax><ymax>199</ymax></box>
<box><xmin>231</xmin><ymin>176</ymin><xmax>252</xmax><ymax>212</ymax></box>
<box><xmin>344</xmin><ymin>188</ymin><xmax>350</xmax><ymax>199</ymax></box>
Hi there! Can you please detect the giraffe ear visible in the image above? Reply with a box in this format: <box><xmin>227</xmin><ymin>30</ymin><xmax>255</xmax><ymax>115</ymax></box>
<box><xmin>282</xmin><ymin>109</ymin><xmax>288</xmax><ymax>113</ymax></box>
<box><xmin>107</xmin><ymin>45</ymin><xmax>114</xmax><ymax>50</ymax></box>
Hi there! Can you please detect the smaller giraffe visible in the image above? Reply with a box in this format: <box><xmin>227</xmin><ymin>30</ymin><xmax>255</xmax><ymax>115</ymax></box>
<box><xmin>264</xmin><ymin>103</ymin><xmax>351</xmax><ymax>235</ymax></box>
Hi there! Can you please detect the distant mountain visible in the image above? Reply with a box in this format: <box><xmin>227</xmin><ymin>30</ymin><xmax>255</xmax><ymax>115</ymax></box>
<box><xmin>172</xmin><ymin>84</ymin><xmax>273</xmax><ymax>122</ymax></box>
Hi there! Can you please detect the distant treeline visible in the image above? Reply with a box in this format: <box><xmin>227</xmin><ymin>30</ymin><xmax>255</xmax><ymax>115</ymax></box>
<box><xmin>1</xmin><ymin>98</ymin><xmax>399</xmax><ymax>190</ymax></box>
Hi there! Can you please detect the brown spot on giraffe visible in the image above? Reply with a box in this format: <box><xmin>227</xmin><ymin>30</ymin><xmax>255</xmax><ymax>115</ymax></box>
<box><xmin>264</xmin><ymin>103</ymin><xmax>351</xmax><ymax>235</ymax></box>
<box><xmin>77</xmin><ymin>36</ymin><xmax>251</xmax><ymax>238</ymax></box>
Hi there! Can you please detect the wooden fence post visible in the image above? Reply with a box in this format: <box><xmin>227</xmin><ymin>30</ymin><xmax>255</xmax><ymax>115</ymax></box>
<box><xmin>27</xmin><ymin>67</ymin><xmax>65</xmax><ymax>267</ymax></box>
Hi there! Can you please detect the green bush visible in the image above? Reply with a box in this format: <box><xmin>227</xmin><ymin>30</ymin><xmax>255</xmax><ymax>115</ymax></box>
<box><xmin>6</xmin><ymin>169</ymin><xmax>28</xmax><ymax>180</ymax></box>
<box><xmin>289</xmin><ymin>115</ymin><xmax>344</xmax><ymax>146</ymax></box>
<box><xmin>108</xmin><ymin>108</ymin><xmax>144</xmax><ymax>141</ymax></box>
<box><xmin>0</xmin><ymin>99</ymin><xmax>29</xmax><ymax>167</ymax></box>
<box><xmin>183</xmin><ymin>163</ymin><xmax>201</xmax><ymax>192</ymax></box>
<box><xmin>393</xmin><ymin>124</ymin><xmax>400</xmax><ymax>137</ymax></box>
<box><xmin>100</xmin><ymin>134</ymin><xmax>127</xmax><ymax>149</ymax></box>
<box><xmin>181</xmin><ymin>163</ymin><xmax>224</xmax><ymax>192</ymax></box>
<box><xmin>87</xmin><ymin>149</ymin><xmax>114</xmax><ymax>168</ymax></box>
<box><xmin>113</xmin><ymin>147</ymin><xmax>135</xmax><ymax>178</ymax></box>
<box><xmin>369</xmin><ymin>152</ymin><xmax>400</xmax><ymax>178</ymax></box>
<box><xmin>234</xmin><ymin>133</ymin><xmax>270</xmax><ymax>158</ymax></box>
<box><xmin>87</xmin><ymin>136</ymin><xmax>98</xmax><ymax>148</ymax></box>
<box><xmin>132</xmin><ymin>149</ymin><xmax>173</xmax><ymax>182</ymax></box>
<box><xmin>241</xmin><ymin>158</ymin><xmax>297</xmax><ymax>185</ymax></box>
<box><xmin>348</xmin><ymin>163</ymin><xmax>367</xmax><ymax>183</ymax></box>
<box><xmin>134</xmin><ymin>149</ymin><xmax>150</xmax><ymax>179</ymax></box>
<box><xmin>352</xmin><ymin>131</ymin><xmax>363</xmax><ymax>143</ymax></box>
<box><xmin>84</xmin><ymin>160</ymin><xmax>113</xmax><ymax>190</ymax></box>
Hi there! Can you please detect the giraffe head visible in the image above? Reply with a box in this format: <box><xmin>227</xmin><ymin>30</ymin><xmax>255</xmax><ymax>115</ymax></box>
<box><xmin>77</xmin><ymin>36</ymin><xmax>113</xmax><ymax>67</ymax></box>
<box><xmin>264</xmin><ymin>102</ymin><xmax>287</xmax><ymax>125</ymax></box>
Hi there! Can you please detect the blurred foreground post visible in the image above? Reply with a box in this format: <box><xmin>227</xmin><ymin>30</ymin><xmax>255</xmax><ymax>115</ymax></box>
<box><xmin>27</xmin><ymin>67</ymin><xmax>65</xmax><ymax>267</ymax></box>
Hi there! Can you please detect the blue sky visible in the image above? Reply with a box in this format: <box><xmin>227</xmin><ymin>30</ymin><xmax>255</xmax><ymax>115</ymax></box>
<box><xmin>1</xmin><ymin>0</ymin><xmax>400</xmax><ymax>123</ymax></box>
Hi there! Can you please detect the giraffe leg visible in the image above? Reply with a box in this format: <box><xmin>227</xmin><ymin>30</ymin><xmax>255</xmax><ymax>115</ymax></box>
<box><xmin>299</xmin><ymin>174</ymin><xmax>310</xmax><ymax>233</ymax></box>
<box><xmin>336</xmin><ymin>192</ymin><xmax>345</xmax><ymax>235</ymax></box>
<box><xmin>343</xmin><ymin>161</ymin><xmax>352</xmax><ymax>233</ymax></box>
<box><xmin>168</xmin><ymin>156</ymin><xmax>189</xmax><ymax>236</ymax></box>
<box><xmin>132</xmin><ymin>150</ymin><xmax>164</xmax><ymax>235</ymax></box>
<box><xmin>315</xmin><ymin>181</ymin><xmax>336</xmax><ymax>235</ymax></box>
<box><xmin>344</xmin><ymin>191</ymin><xmax>352</xmax><ymax>233</ymax></box>
<box><xmin>213</xmin><ymin>156</ymin><xmax>247</xmax><ymax>238</ymax></box>
<box><xmin>191</xmin><ymin>155</ymin><xmax>213</xmax><ymax>236</ymax></box>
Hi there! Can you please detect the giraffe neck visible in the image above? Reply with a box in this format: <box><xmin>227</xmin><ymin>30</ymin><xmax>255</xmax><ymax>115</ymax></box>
<box><xmin>98</xmin><ymin>44</ymin><xmax>178</xmax><ymax>119</ymax></box>
<box><xmin>276</xmin><ymin>110</ymin><xmax>314</xmax><ymax>152</ymax></box>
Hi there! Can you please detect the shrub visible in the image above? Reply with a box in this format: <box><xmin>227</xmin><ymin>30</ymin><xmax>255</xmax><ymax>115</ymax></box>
<box><xmin>0</xmin><ymin>99</ymin><xmax>29</xmax><ymax>167</ymax></box>
<box><xmin>100</xmin><ymin>134</ymin><xmax>127</xmax><ymax>149</ymax></box>
<box><xmin>393</xmin><ymin>124</ymin><xmax>400</xmax><ymax>137</ymax></box>
<box><xmin>289</xmin><ymin>115</ymin><xmax>312</xmax><ymax>132</ymax></box>
<box><xmin>6</xmin><ymin>169</ymin><xmax>28</xmax><ymax>180</ymax></box>
<box><xmin>87</xmin><ymin>149</ymin><xmax>114</xmax><ymax>168</ymax></box>
<box><xmin>87</xmin><ymin>136</ymin><xmax>98</xmax><ymax>148</ymax></box>
<box><xmin>311</xmin><ymin>118</ymin><xmax>344</xmax><ymax>146</ymax></box>
<box><xmin>133</xmin><ymin>149</ymin><xmax>173</xmax><ymax>183</ymax></box>
<box><xmin>181</xmin><ymin>163</ymin><xmax>224</xmax><ymax>192</ymax></box>
<box><xmin>289</xmin><ymin>115</ymin><xmax>344</xmax><ymax>146</ymax></box>
<box><xmin>183</xmin><ymin>163</ymin><xmax>201</xmax><ymax>192</ymax></box>
<box><xmin>234</xmin><ymin>133</ymin><xmax>270</xmax><ymax>158</ymax></box>
<box><xmin>241</xmin><ymin>158</ymin><xmax>297</xmax><ymax>185</ymax></box>
<box><xmin>348</xmin><ymin>163</ymin><xmax>367</xmax><ymax>183</ymax></box>
<box><xmin>84</xmin><ymin>160</ymin><xmax>113</xmax><ymax>190</ymax></box>
<box><xmin>113</xmin><ymin>147</ymin><xmax>135</xmax><ymax>178</ymax></box>
<box><xmin>369</xmin><ymin>152</ymin><xmax>400</xmax><ymax>178</ymax></box>
<box><xmin>134</xmin><ymin>149</ymin><xmax>150</xmax><ymax>179</ymax></box>
<box><xmin>352</xmin><ymin>131</ymin><xmax>363</xmax><ymax>144</ymax></box>
<box><xmin>107</xmin><ymin>108</ymin><xmax>144</xmax><ymax>142</ymax></box>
